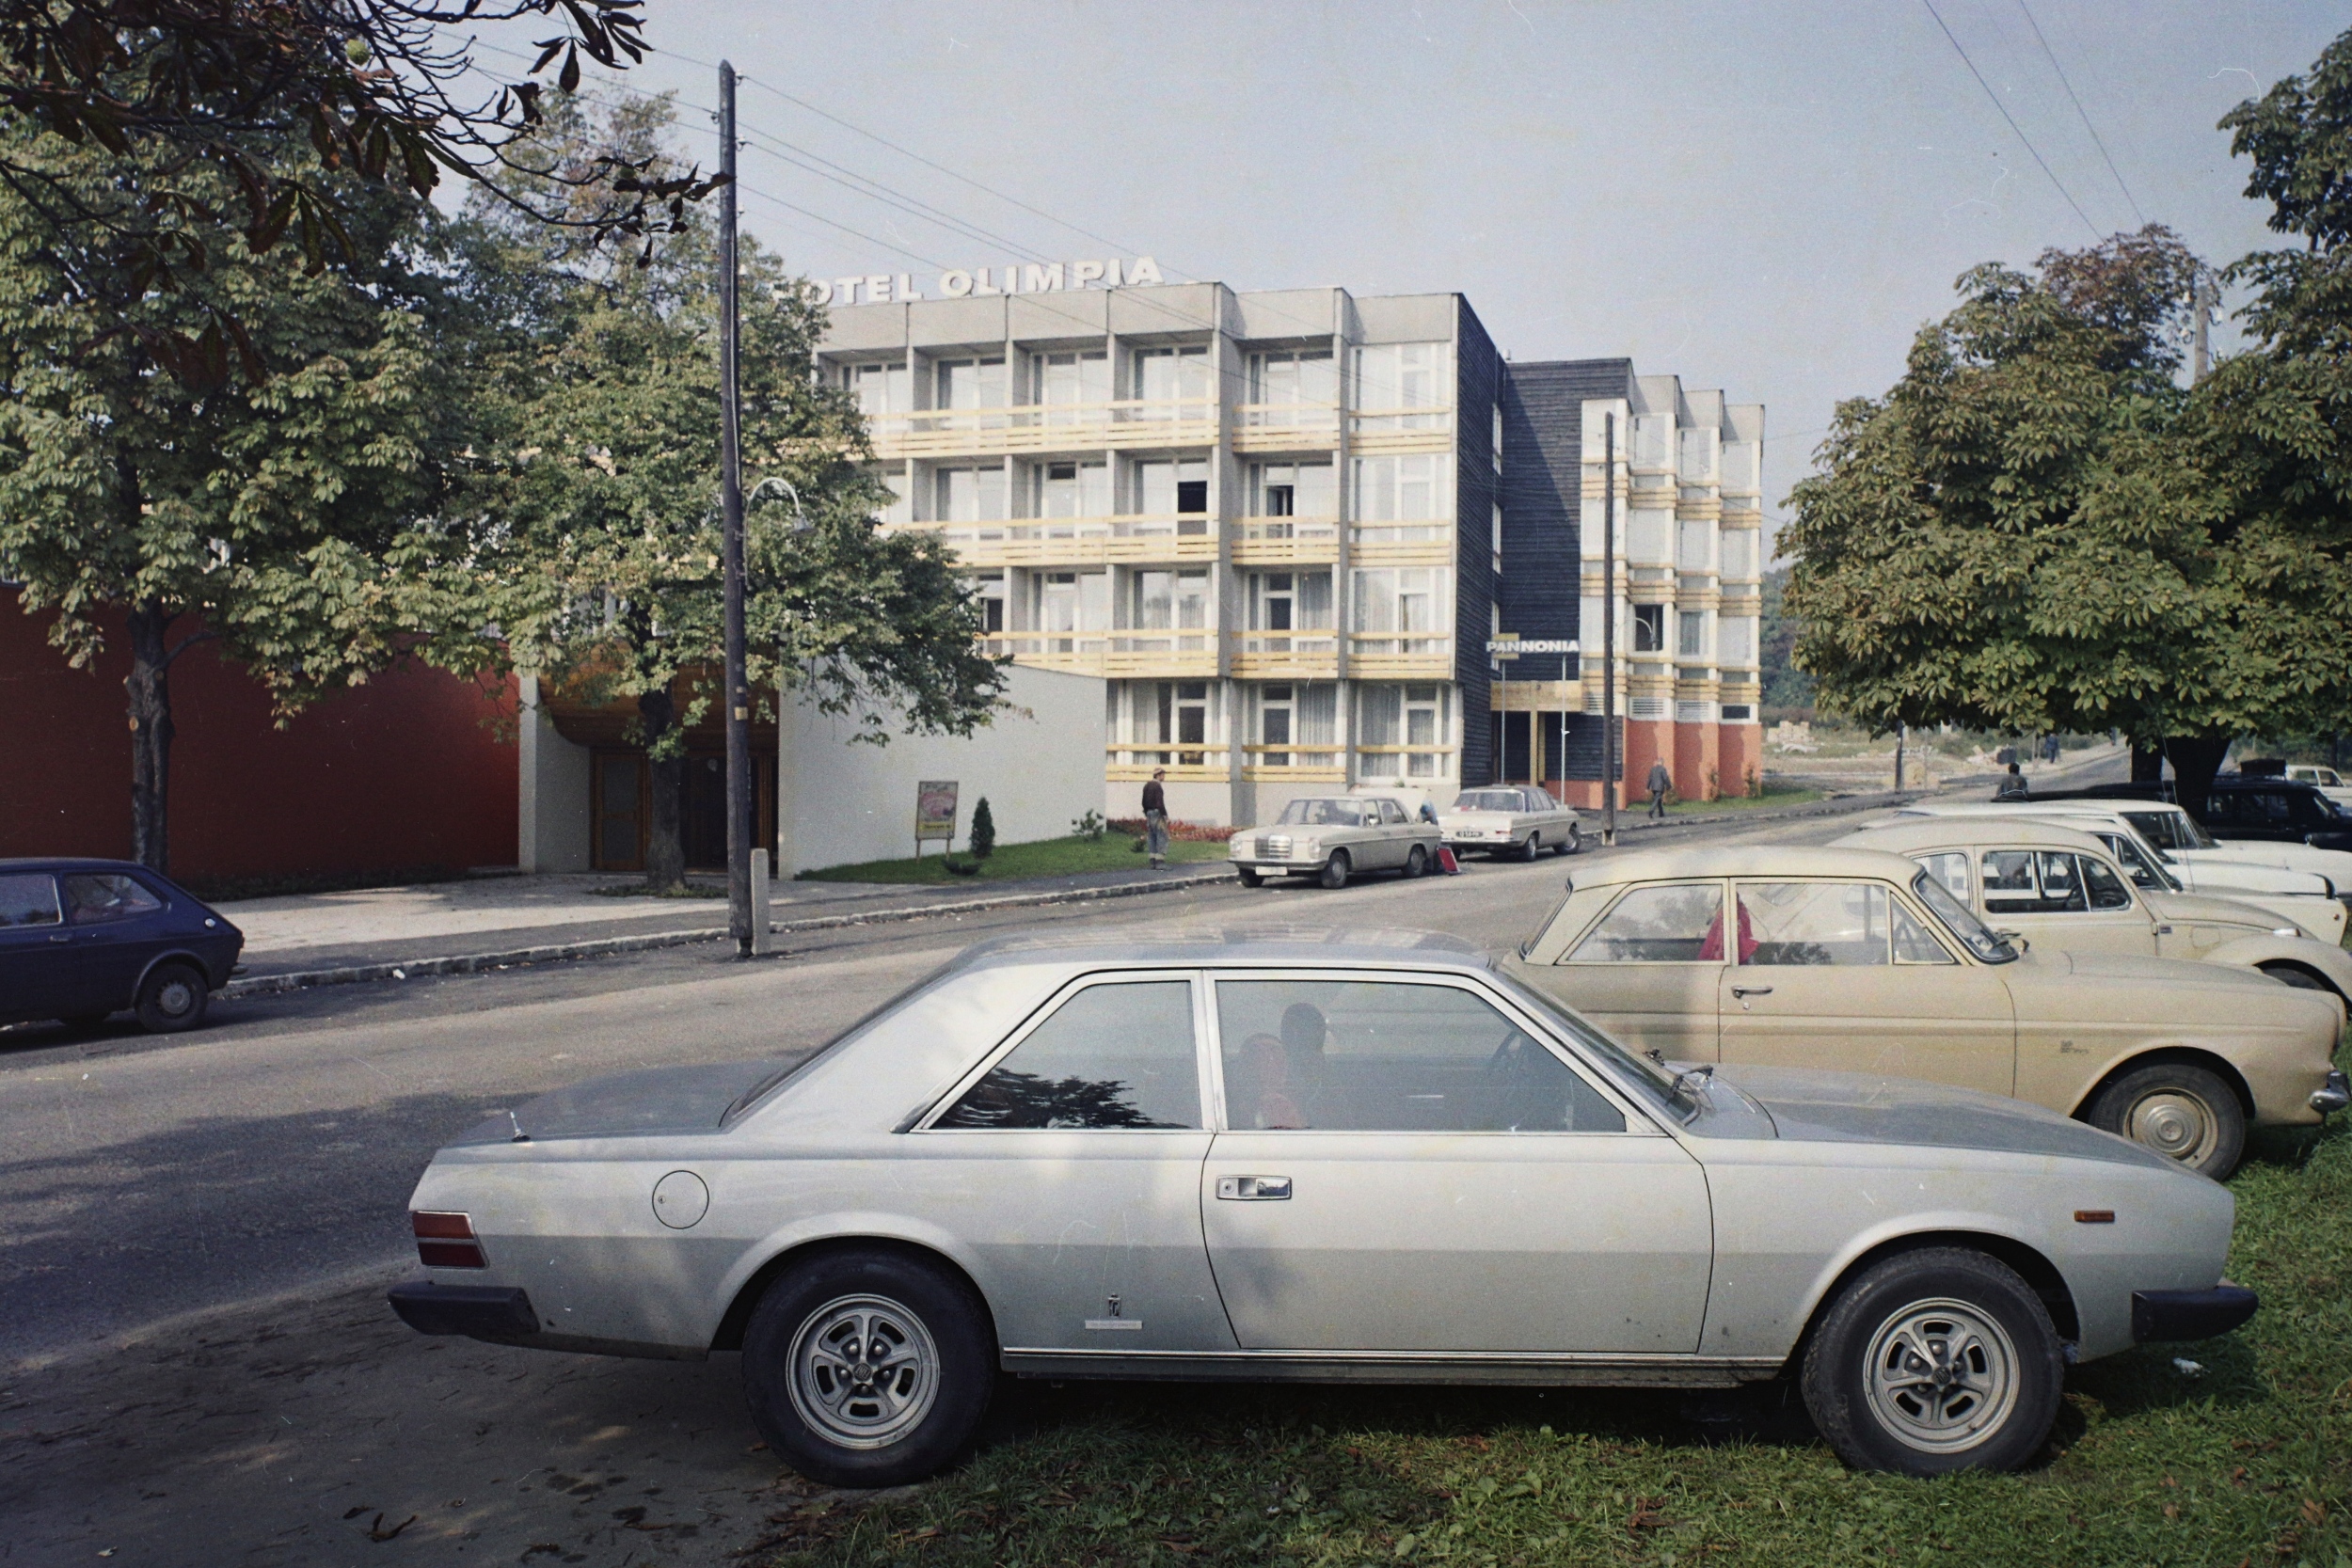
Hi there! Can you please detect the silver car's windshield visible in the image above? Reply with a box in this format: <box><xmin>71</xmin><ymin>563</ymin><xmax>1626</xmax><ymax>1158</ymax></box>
<box><xmin>1491</xmin><ymin>971</ymin><xmax>1692</xmax><ymax>1118</ymax></box>
<box><xmin>1913</xmin><ymin>869</ymin><xmax>2018</xmax><ymax>963</ymax></box>
<box><xmin>1279</xmin><ymin>799</ymin><xmax>1367</xmax><ymax>827</ymax></box>
<box><xmin>1454</xmin><ymin>791</ymin><xmax>1524</xmax><ymax>813</ymax></box>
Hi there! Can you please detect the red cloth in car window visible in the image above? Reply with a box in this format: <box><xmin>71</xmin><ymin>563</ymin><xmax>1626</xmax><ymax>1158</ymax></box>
<box><xmin>1695</xmin><ymin>899</ymin><xmax>1757</xmax><ymax>962</ymax></box>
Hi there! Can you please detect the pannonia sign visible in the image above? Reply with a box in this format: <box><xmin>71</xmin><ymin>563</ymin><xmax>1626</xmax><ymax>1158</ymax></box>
<box><xmin>803</xmin><ymin>257</ymin><xmax>1165</xmax><ymax>309</ymax></box>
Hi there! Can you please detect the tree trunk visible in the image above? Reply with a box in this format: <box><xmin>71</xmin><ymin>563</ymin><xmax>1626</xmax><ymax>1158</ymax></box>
<box><xmin>640</xmin><ymin>688</ymin><xmax>686</xmax><ymax>894</ymax></box>
<box><xmin>2130</xmin><ymin>740</ymin><xmax>2166</xmax><ymax>784</ymax></box>
<box><xmin>2162</xmin><ymin>734</ymin><xmax>2235</xmax><ymax>817</ymax></box>
<box><xmin>126</xmin><ymin>603</ymin><xmax>176</xmax><ymax>873</ymax></box>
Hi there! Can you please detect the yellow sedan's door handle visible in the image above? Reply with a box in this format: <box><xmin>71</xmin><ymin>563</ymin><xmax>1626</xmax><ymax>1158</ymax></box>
<box><xmin>1729</xmin><ymin>985</ymin><xmax>1774</xmax><ymax>1010</ymax></box>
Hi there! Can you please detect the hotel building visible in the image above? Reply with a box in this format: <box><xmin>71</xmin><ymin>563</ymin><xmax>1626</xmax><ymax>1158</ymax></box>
<box><xmin>818</xmin><ymin>279</ymin><xmax>1763</xmax><ymax>823</ymax></box>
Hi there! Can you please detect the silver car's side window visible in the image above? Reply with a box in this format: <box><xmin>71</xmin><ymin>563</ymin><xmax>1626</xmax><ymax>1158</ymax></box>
<box><xmin>1565</xmin><ymin>881</ymin><xmax>1725</xmax><ymax>963</ymax></box>
<box><xmin>933</xmin><ymin>979</ymin><xmax>1201</xmax><ymax>1131</ymax></box>
<box><xmin>1214</xmin><ymin>978</ymin><xmax>1627</xmax><ymax>1134</ymax></box>
<box><xmin>1736</xmin><ymin>881</ymin><xmax>1892</xmax><ymax>966</ymax></box>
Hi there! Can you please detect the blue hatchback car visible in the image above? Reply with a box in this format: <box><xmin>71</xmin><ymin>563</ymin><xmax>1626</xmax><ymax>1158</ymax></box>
<box><xmin>0</xmin><ymin>859</ymin><xmax>244</xmax><ymax>1034</ymax></box>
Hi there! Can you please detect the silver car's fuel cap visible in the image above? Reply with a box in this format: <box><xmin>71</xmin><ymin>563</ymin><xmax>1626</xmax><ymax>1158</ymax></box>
<box><xmin>652</xmin><ymin>1170</ymin><xmax>710</xmax><ymax>1229</ymax></box>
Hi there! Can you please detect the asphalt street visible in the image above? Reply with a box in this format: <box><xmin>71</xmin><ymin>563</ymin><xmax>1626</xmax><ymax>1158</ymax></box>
<box><xmin>0</xmin><ymin>800</ymin><xmax>1881</xmax><ymax>1567</ymax></box>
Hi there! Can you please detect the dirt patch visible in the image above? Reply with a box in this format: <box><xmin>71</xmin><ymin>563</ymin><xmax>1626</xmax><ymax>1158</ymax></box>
<box><xmin>0</xmin><ymin>1271</ymin><xmax>875</xmax><ymax>1567</ymax></box>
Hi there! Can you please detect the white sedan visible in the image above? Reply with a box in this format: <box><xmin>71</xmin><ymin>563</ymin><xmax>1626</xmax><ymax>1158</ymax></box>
<box><xmin>389</xmin><ymin>933</ymin><xmax>2257</xmax><ymax>1487</ymax></box>
<box><xmin>1438</xmin><ymin>786</ymin><xmax>1584</xmax><ymax>860</ymax></box>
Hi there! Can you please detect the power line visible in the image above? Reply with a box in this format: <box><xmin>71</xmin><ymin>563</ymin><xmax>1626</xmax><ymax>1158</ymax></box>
<box><xmin>1919</xmin><ymin>0</ymin><xmax>2103</xmax><ymax>241</ymax></box>
<box><xmin>2015</xmin><ymin>0</ymin><xmax>2145</xmax><ymax>228</ymax></box>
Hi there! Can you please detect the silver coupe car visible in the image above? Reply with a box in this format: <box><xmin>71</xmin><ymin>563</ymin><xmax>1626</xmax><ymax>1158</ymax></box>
<box><xmin>390</xmin><ymin>933</ymin><xmax>2255</xmax><ymax>1487</ymax></box>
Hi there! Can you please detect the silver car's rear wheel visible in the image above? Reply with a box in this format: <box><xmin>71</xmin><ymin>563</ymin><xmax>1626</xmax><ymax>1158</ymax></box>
<box><xmin>740</xmin><ymin>1249</ymin><xmax>993</xmax><ymax>1487</ymax></box>
<box><xmin>1859</xmin><ymin>1298</ymin><xmax>2021</xmax><ymax>1455</ymax></box>
<box><xmin>787</xmin><ymin>1293</ymin><xmax>942</xmax><ymax>1449</ymax></box>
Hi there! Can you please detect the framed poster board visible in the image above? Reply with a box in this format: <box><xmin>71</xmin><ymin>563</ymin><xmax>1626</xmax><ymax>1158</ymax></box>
<box><xmin>915</xmin><ymin>780</ymin><xmax>960</xmax><ymax>857</ymax></box>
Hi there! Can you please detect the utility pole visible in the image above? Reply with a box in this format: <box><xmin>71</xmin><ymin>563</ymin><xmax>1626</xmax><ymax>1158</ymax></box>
<box><xmin>718</xmin><ymin>60</ymin><xmax>753</xmax><ymax>958</ymax></box>
<box><xmin>1601</xmin><ymin>410</ymin><xmax>1618</xmax><ymax>847</ymax></box>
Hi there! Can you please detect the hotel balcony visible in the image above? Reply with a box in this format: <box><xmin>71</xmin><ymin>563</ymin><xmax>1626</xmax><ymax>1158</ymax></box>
<box><xmin>867</xmin><ymin>398</ymin><xmax>1217</xmax><ymax>461</ymax></box>
<box><xmin>1106</xmin><ymin>743</ymin><xmax>1231</xmax><ymax>784</ymax></box>
<box><xmin>1347</xmin><ymin>631</ymin><xmax>1454</xmax><ymax>681</ymax></box>
<box><xmin>1230</xmin><ymin>402</ymin><xmax>1341</xmax><ymax>454</ymax></box>
<box><xmin>1350</xmin><ymin>519</ymin><xmax>1456</xmax><ymax>565</ymax></box>
<box><xmin>981</xmin><ymin>629</ymin><xmax>1219</xmax><ymax>680</ymax></box>
<box><xmin>1230</xmin><ymin>630</ymin><xmax>1341</xmax><ymax>681</ymax></box>
<box><xmin>904</xmin><ymin>514</ymin><xmax>1219</xmax><ymax>568</ymax></box>
<box><xmin>1230</xmin><ymin>515</ymin><xmax>1340</xmax><ymax>565</ymax></box>
<box><xmin>1239</xmin><ymin>745</ymin><xmax>1346</xmax><ymax>784</ymax></box>
<box><xmin>1348</xmin><ymin>405</ymin><xmax>1456</xmax><ymax>455</ymax></box>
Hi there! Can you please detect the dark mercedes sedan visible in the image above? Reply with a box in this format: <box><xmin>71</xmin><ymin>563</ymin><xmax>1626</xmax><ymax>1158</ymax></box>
<box><xmin>0</xmin><ymin>859</ymin><xmax>243</xmax><ymax>1033</ymax></box>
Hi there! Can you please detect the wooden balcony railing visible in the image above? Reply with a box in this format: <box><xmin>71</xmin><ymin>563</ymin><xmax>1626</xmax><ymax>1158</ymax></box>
<box><xmin>906</xmin><ymin>514</ymin><xmax>1218</xmax><ymax>565</ymax></box>
<box><xmin>869</xmin><ymin>399</ymin><xmax>1217</xmax><ymax>459</ymax></box>
<box><xmin>1231</xmin><ymin>515</ymin><xmax>1340</xmax><ymax>563</ymax></box>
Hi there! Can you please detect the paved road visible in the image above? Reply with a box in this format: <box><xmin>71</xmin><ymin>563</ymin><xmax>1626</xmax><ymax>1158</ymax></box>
<box><xmin>0</xmin><ymin>800</ymin><xmax>1880</xmax><ymax>1568</ymax></box>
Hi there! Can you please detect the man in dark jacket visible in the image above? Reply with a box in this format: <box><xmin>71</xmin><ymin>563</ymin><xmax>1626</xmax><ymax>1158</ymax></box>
<box><xmin>1995</xmin><ymin>762</ymin><xmax>2029</xmax><ymax>800</ymax></box>
<box><xmin>1646</xmin><ymin>758</ymin><xmax>1673</xmax><ymax>820</ymax></box>
<box><xmin>1142</xmin><ymin>768</ymin><xmax>1169</xmax><ymax>867</ymax></box>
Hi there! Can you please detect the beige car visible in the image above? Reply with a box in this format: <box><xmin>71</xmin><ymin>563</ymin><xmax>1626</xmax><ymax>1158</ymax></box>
<box><xmin>1834</xmin><ymin>818</ymin><xmax>2352</xmax><ymax>1003</ymax></box>
<box><xmin>1229</xmin><ymin>795</ymin><xmax>1443</xmax><ymax>889</ymax></box>
<box><xmin>1438</xmin><ymin>786</ymin><xmax>1584</xmax><ymax>860</ymax></box>
<box><xmin>1502</xmin><ymin>846</ymin><xmax>2348</xmax><ymax>1178</ymax></box>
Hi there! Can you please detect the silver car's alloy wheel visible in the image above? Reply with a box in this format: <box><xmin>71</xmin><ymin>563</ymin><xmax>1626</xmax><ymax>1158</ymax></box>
<box><xmin>1861</xmin><ymin>1297</ymin><xmax>2021</xmax><ymax>1455</ymax></box>
<box><xmin>2122</xmin><ymin>1086</ymin><xmax>2221</xmax><ymax>1166</ymax></box>
<box><xmin>787</xmin><ymin>1293</ymin><xmax>942</xmax><ymax>1449</ymax></box>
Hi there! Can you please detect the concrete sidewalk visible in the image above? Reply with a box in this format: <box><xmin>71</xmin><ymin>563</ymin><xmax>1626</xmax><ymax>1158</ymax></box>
<box><xmin>215</xmin><ymin>863</ymin><xmax>1239</xmax><ymax>995</ymax></box>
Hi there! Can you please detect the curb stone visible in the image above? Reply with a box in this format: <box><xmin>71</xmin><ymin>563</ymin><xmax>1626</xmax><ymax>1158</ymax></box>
<box><xmin>219</xmin><ymin>863</ymin><xmax>1239</xmax><ymax>999</ymax></box>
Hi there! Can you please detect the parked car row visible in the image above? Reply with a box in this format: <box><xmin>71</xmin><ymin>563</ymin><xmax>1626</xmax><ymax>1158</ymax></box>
<box><xmin>384</xmin><ymin>781</ymin><xmax>2345</xmax><ymax>1492</ymax></box>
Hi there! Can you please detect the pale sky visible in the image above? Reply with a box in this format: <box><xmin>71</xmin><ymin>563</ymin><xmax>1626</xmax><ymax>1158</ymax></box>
<box><xmin>553</xmin><ymin>1</ymin><xmax>2347</xmax><ymax>548</ymax></box>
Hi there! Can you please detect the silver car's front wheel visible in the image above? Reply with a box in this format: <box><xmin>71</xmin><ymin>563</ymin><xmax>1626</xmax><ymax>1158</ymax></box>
<box><xmin>1801</xmin><ymin>1246</ymin><xmax>2061</xmax><ymax>1476</ymax></box>
<box><xmin>788</xmin><ymin>1293</ymin><xmax>942</xmax><ymax>1449</ymax></box>
<box><xmin>741</xmin><ymin>1249</ymin><xmax>993</xmax><ymax>1487</ymax></box>
<box><xmin>1859</xmin><ymin>1298</ymin><xmax>2021</xmax><ymax>1456</ymax></box>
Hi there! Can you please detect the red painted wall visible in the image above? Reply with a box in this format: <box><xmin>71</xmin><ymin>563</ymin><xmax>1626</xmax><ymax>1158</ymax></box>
<box><xmin>1</xmin><ymin>593</ymin><xmax>517</xmax><ymax>878</ymax></box>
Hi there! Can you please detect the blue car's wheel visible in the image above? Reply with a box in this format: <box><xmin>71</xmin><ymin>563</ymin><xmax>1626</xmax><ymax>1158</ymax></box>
<box><xmin>135</xmin><ymin>962</ymin><xmax>209</xmax><ymax>1033</ymax></box>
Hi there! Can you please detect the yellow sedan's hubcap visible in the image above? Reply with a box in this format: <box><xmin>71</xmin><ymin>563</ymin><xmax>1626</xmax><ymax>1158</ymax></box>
<box><xmin>2126</xmin><ymin>1089</ymin><xmax>2217</xmax><ymax>1165</ymax></box>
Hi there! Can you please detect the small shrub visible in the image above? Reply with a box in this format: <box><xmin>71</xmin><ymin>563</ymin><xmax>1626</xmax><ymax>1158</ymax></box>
<box><xmin>1745</xmin><ymin>764</ymin><xmax>1763</xmax><ymax>798</ymax></box>
<box><xmin>1071</xmin><ymin>810</ymin><xmax>1105</xmax><ymax>841</ymax></box>
<box><xmin>1705</xmin><ymin>764</ymin><xmax>1720</xmax><ymax>801</ymax></box>
<box><xmin>969</xmin><ymin>797</ymin><xmax>996</xmax><ymax>859</ymax></box>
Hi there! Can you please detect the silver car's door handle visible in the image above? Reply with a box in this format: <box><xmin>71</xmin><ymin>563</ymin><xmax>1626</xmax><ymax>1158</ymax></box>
<box><xmin>1216</xmin><ymin>1176</ymin><xmax>1292</xmax><ymax>1200</ymax></box>
<box><xmin>1730</xmin><ymin>985</ymin><xmax>1773</xmax><ymax>997</ymax></box>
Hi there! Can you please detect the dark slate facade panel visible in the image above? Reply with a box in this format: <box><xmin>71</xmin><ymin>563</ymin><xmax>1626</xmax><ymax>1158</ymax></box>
<box><xmin>1560</xmin><ymin>714</ymin><xmax>1626</xmax><ymax>783</ymax></box>
<box><xmin>1497</xmin><ymin>357</ymin><xmax>1632</xmax><ymax>652</ymax></box>
<box><xmin>1453</xmin><ymin>299</ymin><xmax>1503</xmax><ymax>789</ymax></box>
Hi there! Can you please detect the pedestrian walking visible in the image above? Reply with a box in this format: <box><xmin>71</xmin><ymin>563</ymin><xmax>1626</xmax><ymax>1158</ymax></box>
<box><xmin>1995</xmin><ymin>762</ymin><xmax>2030</xmax><ymax>800</ymax></box>
<box><xmin>1646</xmin><ymin>758</ymin><xmax>1673</xmax><ymax>820</ymax></box>
<box><xmin>1142</xmin><ymin>768</ymin><xmax>1170</xmax><ymax>868</ymax></box>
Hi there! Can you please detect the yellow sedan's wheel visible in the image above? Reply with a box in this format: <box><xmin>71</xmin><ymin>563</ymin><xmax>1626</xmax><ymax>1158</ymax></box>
<box><xmin>2084</xmin><ymin>1062</ymin><xmax>2245</xmax><ymax>1179</ymax></box>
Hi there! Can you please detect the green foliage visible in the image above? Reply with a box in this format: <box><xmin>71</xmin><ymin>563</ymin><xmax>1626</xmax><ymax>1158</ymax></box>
<box><xmin>1070</xmin><ymin>810</ymin><xmax>1106</xmax><ymax>841</ymax></box>
<box><xmin>2218</xmin><ymin>25</ymin><xmax>2352</xmax><ymax>251</ymax></box>
<box><xmin>1757</xmin><ymin>566</ymin><xmax>1813</xmax><ymax>710</ymax></box>
<box><xmin>449</xmin><ymin>94</ymin><xmax>1003</xmax><ymax>753</ymax></box>
<box><xmin>969</xmin><ymin>797</ymin><xmax>996</xmax><ymax>859</ymax></box>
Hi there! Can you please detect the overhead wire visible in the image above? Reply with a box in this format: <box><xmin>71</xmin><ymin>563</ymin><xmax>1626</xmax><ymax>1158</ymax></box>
<box><xmin>2014</xmin><ymin>0</ymin><xmax>2145</xmax><ymax>228</ymax></box>
<box><xmin>1919</xmin><ymin>0</ymin><xmax>2105</xmax><ymax>241</ymax></box>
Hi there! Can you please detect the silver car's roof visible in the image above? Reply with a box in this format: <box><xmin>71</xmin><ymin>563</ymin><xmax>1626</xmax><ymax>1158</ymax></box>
<box><xmin>946</xmin><ymin>926</ymin><xmax>1488</xmax><ymax>976</ymax></box>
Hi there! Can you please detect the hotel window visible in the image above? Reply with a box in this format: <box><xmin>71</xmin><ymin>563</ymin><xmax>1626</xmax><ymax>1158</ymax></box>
<box><xmin>1247</xmin><ymin>350</ymin><xmax>1337</xmax><ymax>420</ymax></box>
<box><xmin>1133</xmin><ymin>457</ymin><xmax>1210</xmax><ymax>526</ymax></box>
<box><xmin>1718</xmin><ymin>615</ymin><xmax>1756</xmax><ymax>665</ymax></box>
<box><xmin>1151</xmin><ymin>680</ymin><xmax>1213</xmax><ymax>766</ymax></box>
<box><xmin>932</xmin><ymin>356</ymin><xmax>1007</xmax><ymax>420</ymax></box>
<box><xmin>971</xmin><ymin>572</ymin><xmax>1006</xmax><ymax>635</ymax></box>
<box><xmin>1358</xmin><ymin>684</ymin><xmax>1449</xmax><ymax>780</ymax></box>
<box><xmin>1127</xmin><ymin>568</ymin><xmax>1210</xmax><ymax>643</ymax></box>
<box><xmin>1491</xmin><ymin>403</ymin><xmax>1504</xmax><ymax>470</ymax></box>
<box><xmin>1677</xmin><ymin>520</ymin><xmax>1712</xmax><ymax>573</ymax></box>
<box><xmin>1351</xmin><ymin>453</ymin><xmax>1451</xmax><ymax>543</ymax></box>
<box><xmin>1027</xmin><ymin>460</ymin><xmax>1109</xmax><ymax>519</ymax></box>
<box><xmin>932</xmin><ymin>465</ymin><xmax>1008</xmax><ymax>522</ymax></box>
<box><xmin>1246</xmin><ymin>571</ymin><xmax>1333</xmax><ymax>648</ymax></box>
<box><xmin>1720</xmin><ymin>529</ymin><xmax>1757</xmax><ymax>578</ymax></box>
<box><xmin>1631</xmin><ymin>604</ymin><xmax>1665</xmax><ymax>654</ymax></box>
<box><xmin>1631</xmin><ymin>415</ymin><xmax>1671</xmax><ymax>467</ymax></box>
<box><xmin>1031</xmin><ymin>569</ymin><xmax>1107</xmax><ymax>648</ymax></box>
<box><xmin>1254</xmin><ymin>683</ymin><xmax>1337</xmax><ymax>768</ymax></box>
<box><xmin>1132</xmin><ymin>345</ymin><xmax>1210</xmax><ymax>413</ymax></box>
<box><xmin>848</xmin><ymin>360</ymin><xmax>910</xmax><ymax>416</ymax></box>
<box><xmin>1248</xmin><ymin>460</ymin><xmax>1334</xmax><ymax>519</ymax></box>
<box><xmin>1677</xmin><ymin>427</ymin><xmax>1716</xmax><ymax>484</ymax></box>
<box><xmin>1026</xmin><ymin>350</ymin><xmax>1108</xmax><ymax>419</ymax></box>
<box><xmin>872</xmin><ymin>466</ymin><xmax>911</xmax><ymax>525</ymax></box>
<box><xmin>1352</xmin><ymin>567</ymin><xmax>1447</xmax><ymax>655</ymax></box>
<box><xmin>1677</xmin><ymin>610</ymin><xmax>1707</xmax><ymax>659</ymax></box>
<box><xmin>1353</xmin><ymin>342</ymin><xmax>1450</xmax><ymax>426</ymax></box>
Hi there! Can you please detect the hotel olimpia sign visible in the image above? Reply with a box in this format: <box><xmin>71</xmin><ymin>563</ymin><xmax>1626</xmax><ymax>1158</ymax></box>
<box><xmin>802</xmin><ymin>257</ymin><xmax>1165</xmax><ymax>308</ymax></box>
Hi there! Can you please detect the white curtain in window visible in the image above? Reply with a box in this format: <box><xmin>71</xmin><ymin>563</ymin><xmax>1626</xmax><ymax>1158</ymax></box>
<box><xmin>1352</xmin><ymin>454</ymin><xmax>1450</xmax><ymax>521</ymax></box>
<box><xmin>935</xmin><ymin>467</ymin><xmax>1007</xmax><ymax>522</ymax></box>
